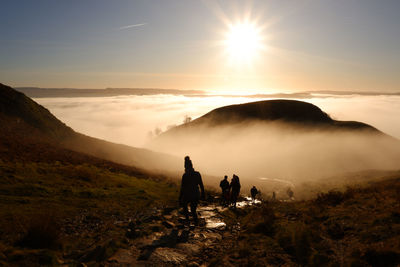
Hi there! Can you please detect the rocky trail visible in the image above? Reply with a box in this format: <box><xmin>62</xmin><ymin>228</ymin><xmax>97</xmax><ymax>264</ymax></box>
<box><xmin>69</xmin><ymin>197</ymin><xmax>260</xmax><ymax>267</ymax></box>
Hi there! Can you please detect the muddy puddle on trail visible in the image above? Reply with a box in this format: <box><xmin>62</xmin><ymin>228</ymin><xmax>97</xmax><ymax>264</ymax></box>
<box><xmin>199</xmin><ymin>196</ymin><xmax>261</xmax><ymax>230</ymax></box>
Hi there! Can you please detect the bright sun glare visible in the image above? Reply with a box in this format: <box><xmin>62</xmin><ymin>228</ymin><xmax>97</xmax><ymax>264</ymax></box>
<box><xmin>225</xmin><ymin>22</ymin><xmax>263</xmax><ymax>64</ymax></box>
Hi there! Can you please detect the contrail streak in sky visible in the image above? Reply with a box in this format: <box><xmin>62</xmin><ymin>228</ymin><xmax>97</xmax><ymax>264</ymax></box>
<box><xmin>118</xmin><ymin>23</ymin><xmax>146</xmax><ymax>30</ymax></box>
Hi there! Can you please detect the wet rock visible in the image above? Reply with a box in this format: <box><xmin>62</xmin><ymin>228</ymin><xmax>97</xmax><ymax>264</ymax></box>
<box><xmin>143</xmin><ymin>215</ymin><xmax>162</xmax><ymax>223</ymax></box>
<box><xmin>149</xmin><ymin>224</ymin><xmax>162</xmax><ymax>232</ymax></box>
<box><xmin>113</xmin><ymin>220</ymin><xmax>125</xmax><ymax>226</ymax></box>
<box><xmin>232</xmin><ymin>252</ymin><xmax>240</xmax><ymax>259</ymax></box>
<box><xmin>138</xmin><ymin>247</ymin><xmax>155</xmax><ymax>261</ymax></box>
<box><xmin>126</xmin><ymin>229</ymin><xmax>142</xmax><ymax>239</ymax></box>
<box><xmin>163</xmin><ymin>214</ymin><xmax>173</xmax><ymax>220</ymax></box>
<box><xmin>136</xmin><ymin>237</ymin><xmax>155</xmax><ymax>250</ymax></box>
<box><xmin>205</xmin><ymin>219</ymin><xmax>226</xmax><ymax>230</ymax></box>
<box><xmin>108</xmin><ymin>247</ymin><xmax>140</xmax><ymax>265</ymax></box>
<box><xmin>128</xmin><ymin>221</ymin><xmax>136</xmax><ymax>230</ymax></box>
<box><xmin>178</xmin><ymin>217</ymin><xmax>188</xmax><ymax>224</ymax></box>
<box><xmin>162</xmin><ymin>220</ymin><xmax>175</xmax><ymax>229</ymax></box>
<box><xmin>154</xmin><ymin>229</ymin><xmax>179</xmax><ymax>247</ymax></box>
<box><xmin>201</xmin><ymin>232</ymin><xmax>222</xmax><ymax>242</ymax></box>
<box><xmin>222</xmin><ymin>232</ymin><xmax>233</xmax><ymax>239</ymax></box>
<box><xmin>178</xmin><ymin>229</ymin><xmax>190</xmax><ymax>243</ymax></box>
<box><xmin>149</xmin><ymin>247</ymin><xmax>187</xmax><ymax>265</ymax></box>
<box><xmin>0</xmin><ymin>251</ymin><xmax>5</xmax><ymax>261</ymax></box>
<box><xmin>170</xmin><ymin>210</ymin><xmax>179</xmax><ymax>217</ymax></box>
<box><xmin>125</xmin><ymin>229</ymin><xmax>135</xmax><ymax>239</ymax></box>
<box><xmin>80</xmin><ymin>239</ymin><xmax>117</xmax><ymax>262</ymax></box>
<box><xmin>176</xmin><ymin>243</ymin><xmax>201</xmax><ymax>254</ymax></box>
<box><xmin>162</xmin><ymin>207</ymin><xmax>175</xmax><ymax>215</ymax></box>
<box><xmin>198</xmin><ymin>218</ymin><xmax>206</xmax><ymax>227</ymax></box>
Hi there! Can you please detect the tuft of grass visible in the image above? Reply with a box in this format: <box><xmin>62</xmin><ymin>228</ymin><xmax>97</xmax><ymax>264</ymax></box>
<box><xmin>315</xmin><ymin>190</ymin><xmax>345</xmax><ymax>206</ymax></box>
<box><xmin>363</xmin><ymin>249</ymin><xmax>400</xmax><ymax>267</ymax></box>
<box><xmin>276</xmin><ymin>223</ymin><xmax>318</xmax><ymax>265</ymax></box>
<box><xmin>292</xmin><ymin>224</ymin><xmax>313</xmax><ymax>265</ymax></box>
<box><xmin>16</xmin><ymin>213</ymin><xmax>60</xmax><ymax>249</ymax></box>
<box><xmin>248</xmin><ymin>205</ymin><xmax>276</xmax><ymax>236</ymax></box>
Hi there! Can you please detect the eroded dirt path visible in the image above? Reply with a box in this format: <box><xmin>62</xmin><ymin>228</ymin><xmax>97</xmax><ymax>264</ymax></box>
<box><xmin>103</xmin><ymin>197</ymin><xmax>259</xmax><ymax>266</ymax></box>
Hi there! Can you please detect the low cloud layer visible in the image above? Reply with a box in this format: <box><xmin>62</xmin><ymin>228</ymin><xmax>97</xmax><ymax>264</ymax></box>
<box><xmin>34</xmin><ymin>94</ymin><xmax>400</xmax><ymax>148</ymax></box>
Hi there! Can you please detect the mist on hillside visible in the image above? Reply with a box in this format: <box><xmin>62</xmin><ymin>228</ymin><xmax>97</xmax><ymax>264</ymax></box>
<box><xmin>148</xmin><ymin>120</ymin><xmax>400</xmax><ymax>191</ymax></box>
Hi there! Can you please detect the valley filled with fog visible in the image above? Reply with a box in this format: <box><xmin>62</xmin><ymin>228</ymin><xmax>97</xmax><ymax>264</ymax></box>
<box><xmin>34</xmin><ymin>93</ymin><xmax>400</xmax><ymax>148</ymax></box>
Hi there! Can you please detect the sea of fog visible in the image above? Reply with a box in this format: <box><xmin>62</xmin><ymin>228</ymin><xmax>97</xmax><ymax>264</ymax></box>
<box><xmin>34</xmin><ymin>94</ymin><xmax>400</xmax><ymax>148</ymax></box>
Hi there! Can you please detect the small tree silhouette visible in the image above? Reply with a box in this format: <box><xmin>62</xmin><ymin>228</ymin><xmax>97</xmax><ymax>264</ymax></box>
<box><xmin>183</xmin><ymin>115</ymin><xmax>192</xmax><ymax>124</ymax></box>
<box><xmin>154</xmin><ymin>127</ymin><xmax>162</xmax><ymax>136</ymax></box>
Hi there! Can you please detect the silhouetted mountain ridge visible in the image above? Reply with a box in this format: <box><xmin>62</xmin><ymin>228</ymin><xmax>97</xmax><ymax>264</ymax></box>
<box><xmin>165</xmin><ymin>99</ymin><xmax>379</xmax><ymax>134</ymax></box>
<box><xmin>0</xmin><ymin>83</ymin><xmax>180</xmax><ymax>173</ymax></box>
<box><xmin>201</xmin><ymin>100</ymin><xmax>332</xmax><ymax>123</ymax></box>
<box><xmin>0</xmin><ymin>83</ymin><xmax>74</xmax><ymax>140</ymax></box>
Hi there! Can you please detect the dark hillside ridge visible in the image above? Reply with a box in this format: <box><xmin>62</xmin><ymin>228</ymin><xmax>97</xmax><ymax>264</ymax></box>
<box><xmin>0</xmin><ymin>83</ymin><xmax>74</xmax><ymax>139</ymax></box>
<box><xmin>0</xmin><ymin>83</ymin><xmax>180</xmax><ymax>173</ymax></box>
<box><xmin>163</xmin><ymin>99</ymin><xmax>379</xmax><ymax>134</ymax></box>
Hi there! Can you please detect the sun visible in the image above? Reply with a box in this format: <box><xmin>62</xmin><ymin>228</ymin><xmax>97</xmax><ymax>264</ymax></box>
<box><xmin>224</xmin><ymin>22</ymin><xmax>264</xmax><ymax>64</ymax></box>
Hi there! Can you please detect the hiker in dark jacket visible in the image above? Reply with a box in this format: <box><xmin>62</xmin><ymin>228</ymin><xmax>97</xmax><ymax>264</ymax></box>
<box><xmin>287</xmin><ymin>187</ymin><xmax>294</xmax><ymax>200</ymax></box>
<box><xmin>229</xmin><ymin>174</ymin><xmax>241</xmax><ymax>208</ymax></box>
<box><xmin>250</xmin><ymin>186</ymin><xmax>258</xmax><ymax>202</ymax></box>
<box><xmin>219</xmin><ymin>175</ymin><xmax>230</xmax><ymax>206</ymax></box>
<box><xmin>179</xmin><ymin>156</ymin><xmax>205</xmax><ymax>224</ymax></box>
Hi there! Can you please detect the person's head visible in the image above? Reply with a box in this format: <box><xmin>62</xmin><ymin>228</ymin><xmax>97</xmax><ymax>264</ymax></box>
<box><xmin>184</xmin><ymin>156</ymin><xmax>193</xmax><ymax>172</ymax></box>
<box><xmin>224</xmin><ymin>175</ymin><xmax>227</xmax><ymax>180</ymax></box>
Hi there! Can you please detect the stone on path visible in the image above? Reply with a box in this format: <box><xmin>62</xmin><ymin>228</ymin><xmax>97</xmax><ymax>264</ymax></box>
<box><xmin>162</xmin><ymin>220</ymin><xmax>175</xmax><ymax>229</ymax></box>
<box><xmin>149</xmin><ymin>247</ymin><xmax>187</xmax><ymax>265</ymax></box>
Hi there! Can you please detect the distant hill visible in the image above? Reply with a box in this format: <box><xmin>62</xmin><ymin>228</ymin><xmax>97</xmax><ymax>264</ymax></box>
<box><xmin>16</xmin><ymin>87</ymin><xmax>204</xmax><ymax>98</ymax></box>
<box><xmin>161</xmin><ymin>99</ymin><xmax>380</xmax><ymax>136</ymax></box>
<box><xmin>0</xmin><ymin>83</ymin><xmax>180</xmax><ymax>174</ymax></box>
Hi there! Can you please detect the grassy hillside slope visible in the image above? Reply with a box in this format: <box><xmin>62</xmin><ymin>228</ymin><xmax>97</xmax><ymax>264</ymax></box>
<box><xmin>210</xmin><ymin>173</ymin><xmax>400</xmax><ymax>266</ymax></box>
<box><xmin>0</xmin><ymin>83</ymin><xmax>181</xmax><ymax>265</ymax></box>
<box><xmin>0</xmin><ymin>159</ymin><xmax>179</xmax><ymax>266</ymax></box>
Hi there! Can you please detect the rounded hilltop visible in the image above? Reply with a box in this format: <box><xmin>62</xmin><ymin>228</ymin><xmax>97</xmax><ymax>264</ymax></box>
<box><xmin>198</xmin><ymin>99</ymin><xmax>332</xmax><ymax>124</ymax></box>
<box><xmin>164</xmin><ymin>99</ymin><xmax>379</xmax><ymax>133</ymax></box>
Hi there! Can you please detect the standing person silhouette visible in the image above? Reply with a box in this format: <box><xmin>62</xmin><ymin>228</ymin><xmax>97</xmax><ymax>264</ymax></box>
<box><xmin>219</xmin><ymin>175</ymin><xmax>230</xmax><ymax>206</ymax></box>
<box><xmin>250</xmin><ymin>186</ymin><xmax>258</xmax><ymax>202</ymax></box>
<box><xmin>229</xmin><ymin>174</ymin><xmax>241</xmax><ymax>208</ymax></box>
<box><xmin>179</xmin><ymin>156</ymin><xmax>205</xmax><ymax>225</ymax></box>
